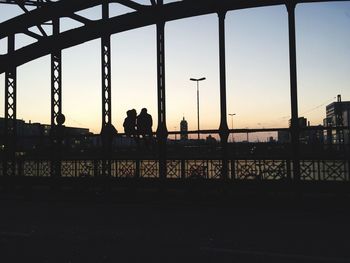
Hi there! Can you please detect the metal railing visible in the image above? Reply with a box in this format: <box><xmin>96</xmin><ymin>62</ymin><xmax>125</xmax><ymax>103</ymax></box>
<box><xmin>1</xmin><ymin>126</ymin><xmax>349</xmax><ymax>182</ymax></box>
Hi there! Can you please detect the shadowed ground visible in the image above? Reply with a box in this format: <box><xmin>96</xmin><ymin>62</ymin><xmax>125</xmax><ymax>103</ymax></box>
<box><xmin>0</xmin><ymin>192</ymin><xmax>350</xmax><ymax>263</ymax></box>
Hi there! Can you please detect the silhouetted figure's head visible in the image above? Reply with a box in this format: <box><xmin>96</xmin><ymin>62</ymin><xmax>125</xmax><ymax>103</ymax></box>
<box><xmin>56</xmin><ymin>113</ymin><xmax>65</xmax><ymax>126</ymax></box>
<box><xmin>131</xmin><ymin>109</ymin><xmax>137</xmax><ymax>118</ymax></box>
<box><xmin>141</xmin><ymin>108</ymin><xmax>147</xmax><ymax>115</ymax></box>
<box><xmin>126</xmin><ymin>109</ymin><xmax>137</xmax><ymax>118</ymax></box>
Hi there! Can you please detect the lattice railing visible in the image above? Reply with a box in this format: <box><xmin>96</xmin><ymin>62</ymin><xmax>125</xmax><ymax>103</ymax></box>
<box><xmin>299</xmin><ymin>160</ymin><xmax>349</xmax><ymax>181</ymax></box>
<box><xmin>234</xmin><ymin>160</ymin><xmax>289</xmax><ymax>180</ymax></box>
<box><xmin>23</xmin><ymin>161</ymin><xmax>50</xmax><ymax>177</ymax></box>
<box><xmin>116</xmin><ymin>160</ymin><xmax>136</xmax><ymax>178</ymax></box>
<box><xmin>140</xmin><ymin>160</ymin><xmax>158</xmax><ymax>178</ymax></box>
<box><xmin>1</xmin><ymin>158</ymin><xmax>349</xmax><ymax>182</ymax></box>
<box><xmin>167</xmin><ymin>160</ymin><xmax>181</xmax><ymax>178</ymax></box>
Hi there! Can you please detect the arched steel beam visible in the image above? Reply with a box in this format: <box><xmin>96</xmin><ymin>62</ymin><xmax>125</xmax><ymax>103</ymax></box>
<box><xmin>0</xmin><ymin>0</ymin><xmax>56</xmax><ymax>7</ymax></box>
<box><xmin>0</xmin><ymin>0</ymin><xmax>147</xmax><ymax>40</ymax></box>
<box><xmin>0</xmin><ymin>0</ymin><xmax>346</xmax><ymax>74</ymax></box>
<box><xmin>0</xmin><ymin>0</ymin><xmax>342</xmax><ymax>41</ymax></box>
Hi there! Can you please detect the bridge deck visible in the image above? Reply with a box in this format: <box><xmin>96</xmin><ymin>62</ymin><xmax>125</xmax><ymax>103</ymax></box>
<box><xmin>1</xmin><ymin>193</ymin><xmax>350</xmax><ymax>262</ymax></box>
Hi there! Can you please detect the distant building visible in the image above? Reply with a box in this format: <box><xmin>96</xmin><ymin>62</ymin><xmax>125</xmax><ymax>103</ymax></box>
<box><xmin>0</xmin><ymin>117</ymin><xmax>90</xmax><ymax>137</ymax></box>
<box><xmin>278</xmin><ymin>117</ymin><xmax>323</xmax><ymax>144</ymax></box>
<box><xmin>206</xmin><ymin>135</ymin><xmax>217</xmax><ymax>144</ymax></box>
<box><xmin>0</xmin><ymin>118</ymin><xmax>44</xmax><ymax>137</ymax></box>
<box><xmin>277</xmin><ymin>130</ymin><xmax>289</xmax><ymax>143</ymax></box>
<box><xmin>268</xmin><ymin>136</ymin><xmax>276</xmax><ymax>143</ymax></box>
<box><xmin>323</xmin><ymin>95</ymin><xmax>350</xmax><ymax>144</ymax></box>
<box><xmin>0</xmin><ymin>117</ymin><xmax>91</xmax><ymax>150</ymax></box>
<box><xmin>278</xmin><ymin>117</ymin><xmax>307</xmax><ymax>143</ymax></box>
<box><xmin>180</xmin><ymin>117</ymin><xmax>188</xmax><ymax>141</ymax></box>
<box><xmin>288</xmin><ymin>117</ymin><xmax>307</xmax><ymax>128</ymax></box>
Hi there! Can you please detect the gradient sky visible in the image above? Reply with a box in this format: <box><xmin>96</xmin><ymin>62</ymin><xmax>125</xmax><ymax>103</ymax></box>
<box><xmin>0</xmin><ymin>0</ymin><xmax>350</xmax><ymax>136</ymax></box>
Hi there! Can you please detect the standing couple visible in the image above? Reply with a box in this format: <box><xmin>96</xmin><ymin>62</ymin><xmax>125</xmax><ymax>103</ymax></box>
<box><xmin>123</xmin><ymin>108</ymin><xmax>153</xmax><ymax>147</ymax></box>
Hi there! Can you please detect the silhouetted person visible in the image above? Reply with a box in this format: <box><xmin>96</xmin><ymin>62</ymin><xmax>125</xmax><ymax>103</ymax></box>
<box><xmin>100</xmin><ymin>122</ymin><xmax>118</xmax><ymax>149</ymax></box>
<box><xmin>137</xmin><ymin>108</ymin><xmax>153</xmax><ymax>148</ymax></box>
<box><xmin>123</xmin><ymin>109</ymin><xmax>137</xmax><ymax>137</ymax></box>
<box><xmin>123</xmin><ymin>109</ymin><xmax>139</xmax><ymax>147</ymax></box>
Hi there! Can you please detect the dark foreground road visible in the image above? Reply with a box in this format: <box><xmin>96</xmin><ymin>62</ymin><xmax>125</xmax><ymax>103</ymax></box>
<box><xmin>0</xmin><ymin>195</ymin><xmax>350</xmax><ymax>263</ymax></box>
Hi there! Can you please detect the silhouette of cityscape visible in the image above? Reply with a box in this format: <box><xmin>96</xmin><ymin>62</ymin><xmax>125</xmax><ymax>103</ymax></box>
<box><xmin>0</xmin><ymin>0</ymin><xmax>349</xmax><ymax>180</ymax></box>
<box><xmin>0</xmin><ymin>0</ymin><xmax>350</xmax><ymax>181</ymax></box>
<box><xmin>1</xmin><ymin>1</ymin><xmax>350</xmax><ymax>262</ymax></box>
<box><xmin>1</xmin><ymin>94</ymin><xmax>349</xmax><ymax>145</ymax></box>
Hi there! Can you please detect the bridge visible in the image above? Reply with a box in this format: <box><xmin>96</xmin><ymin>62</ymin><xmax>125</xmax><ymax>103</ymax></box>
<box><xmin>0</xmin><ymin>0</ymin><xmax>349</xmax><ymax>190</ymax></box>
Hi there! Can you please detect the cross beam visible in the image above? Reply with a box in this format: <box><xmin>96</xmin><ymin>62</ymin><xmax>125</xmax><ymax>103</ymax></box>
<box><xmin>0</xmin><ymin>0</ymin><xmax>54</xmax><ymax>6</ymax></box>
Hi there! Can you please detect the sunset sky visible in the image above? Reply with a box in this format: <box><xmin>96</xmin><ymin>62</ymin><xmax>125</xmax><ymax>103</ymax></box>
<box><xmin>0</xmin><ymin>0</ymin><xmax>350</xmax><ymax>136</ymax></box>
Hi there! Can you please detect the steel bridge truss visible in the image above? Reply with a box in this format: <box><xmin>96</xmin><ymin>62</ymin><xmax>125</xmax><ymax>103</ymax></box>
<box><xmin>1</xmin><ymin>0</ymin><xmax>348</xmax><ymax>180</ymax></box>
<box><xmin>0</xmin><ymin>0</ymin><xmax>54</xmax><ymax>6</ymax></box>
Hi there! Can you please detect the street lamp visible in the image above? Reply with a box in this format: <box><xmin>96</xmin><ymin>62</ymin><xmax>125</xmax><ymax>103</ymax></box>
<box><xmin>190</xmin><ymin>77</ymin><xmax>206</xmax><ymax>140</ymax></box>
<box><xmin>228</xmin><ymin>113</ymin><xmax>236</xmax><ymax>142</ymax></box>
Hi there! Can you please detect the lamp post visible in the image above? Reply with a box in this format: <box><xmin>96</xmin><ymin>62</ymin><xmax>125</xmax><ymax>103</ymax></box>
<box><xmin>228</xmin><ymin>113</ymin><xmax>236</xmax><ymax>142</ymax></box>
<box><xmin>190</xmin><ymin>77</ymin><xmax>206</xmax><ymax>140</ymax></box>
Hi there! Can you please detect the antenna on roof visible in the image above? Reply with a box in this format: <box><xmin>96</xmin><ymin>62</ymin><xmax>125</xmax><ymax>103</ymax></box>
<box><xmin>337</xmin><ymin>94</ymin><xmax>341</xmax><ymax>102</ymax></box>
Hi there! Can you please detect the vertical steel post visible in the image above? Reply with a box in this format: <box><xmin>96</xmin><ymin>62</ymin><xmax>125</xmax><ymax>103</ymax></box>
<box><xmin>218</xmin><ymin>11</ymin><xmax>229</xmax><ymax>180</ymax></box>
<box><xmin>135</xmin><ymin>159</ymin><xmax>140</xmax><ymax>178</ymax></box>
<box><xmin>101</xmin><ymin>2</ymin><xmax>112</xmax><ymax>177</ymax></box>
<box><xmin>181</xmin><ymin>159</ymin><xmax>186</xmax><ymax>179</ymax></box>
<box><xmin>230</xmin><ymin>160</ymin><xmax>235</xmax><ymax>180</ymax></box>
<box><xmin>156</xmin><ymin>0</ymin><xmax>168</xmax><ymax>179</ymax></box>
<box><xmin>51</xmin><ymin>43</ymin><xmax>62</xmax><ymax>124</ymax></box>
<box><xmin>287</xmin><ymin>2</ymin><xmax>300</xmax><ymax>181</ymax></box>
<box><xmin>196</xmin><ymin>81</ymin><xmax>200</xmax><ymax>140</ymax></box>
<box><xmin>4</xmin><ymin>34</ymin><xmax>17</xmax><ymax>176</ymax></box>
<box><xmin>101</xmin><ymin>4</ymin><xmax>112</xmax><ymax>130</ymax></box>
<box><xmin>50</xmin><ymin>18</ymin><xmax>62</xmax><ymax>178</ymax></box>
<box><xmin>348</xmin><ymin>130</ymin><xmax>350</xmax><ymax>181</ymax></box>
<box><xmin>51</xmin><ymin>52</ymin><xmax>62</xmax><ymax>124</ymax></box>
